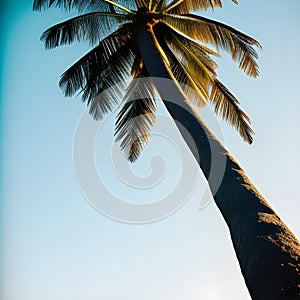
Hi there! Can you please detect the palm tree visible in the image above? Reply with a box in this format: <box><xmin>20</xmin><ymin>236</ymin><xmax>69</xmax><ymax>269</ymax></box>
<box><xmin>33</xmin><ymin>0</ymin><xmax>300</xmax><ymax>298</ymax></box>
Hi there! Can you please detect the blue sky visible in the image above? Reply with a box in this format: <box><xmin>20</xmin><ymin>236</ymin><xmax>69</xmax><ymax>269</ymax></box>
<box><xmin>1</xmin><ymin>1</ymin><xmax>300</xmax><ymax>299</ymax></box>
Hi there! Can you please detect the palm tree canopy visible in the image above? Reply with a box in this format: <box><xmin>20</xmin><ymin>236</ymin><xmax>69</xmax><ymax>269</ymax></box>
<box><xmin>34</xmin><ymin>0</ymin><xmax>262</xmax><ymax>161</ymax></box>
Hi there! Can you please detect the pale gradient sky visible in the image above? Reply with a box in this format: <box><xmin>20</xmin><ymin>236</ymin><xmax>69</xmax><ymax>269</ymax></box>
<box><xmin>1</xmin><ymin>1</ymin><xmax>300</xmax><ymax>300</ymax></box>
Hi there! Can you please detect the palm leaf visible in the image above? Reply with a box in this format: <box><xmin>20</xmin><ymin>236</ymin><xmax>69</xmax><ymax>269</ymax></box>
<box><xmin>33</xmin><ymin>0</ymin><xmax>69</xmax><ymax>10</ymax></box>
<box><xmin>110</xmin><ymin>0</ymin><xmax>139</xmax><ymax>10</ymax></box>
<box><xmin>165</xmin><ymin>0</ymin><xmax>222</xmax><ymax>14</ymax></box>
<box><xmin>33</xmin><ymin>0</ymin><xmax>138</xmax><ymax>12</ymax></box>
<box><xmin>168</xmin><ymin>28</ymin><xmax>218</xmax><ymax>76</ymax></box>
<box><xmin>166</xmin><ymin>45</ymin><xmax>208</xmax><ymax>106</ymax></box>
<box><xmin>173</xmin><ymin>37</ymin><xmax>254</xmax><ymax>143</ymax></box>
<box><xmin>59</xmin><ymin>24</ymin><xmax>133</xmax><ymax>97</ymax></box>
<box><xmin>88</xmin><ymin>44</ymin><xmax>135</xmax><ymax>120</ymax></box>
<box><xmin>164</xmin><ymin>27</ymin><xmax>217</xmax><ymax>102</ymax></box>
<box><xmin>154</xmin><ymin>22</ymin><xmax>220</xmax><ymax>105</ymax></box>
<box><xmin>40</xmin><ymin>12</ymin><xmax>129</xmax><ymax>48</ymax></box>
<box><xmin>134</xmin><ymin>0</ymin><xmax>148</xmax><ymax>9</ymax></box>
<box><xmin>155</xmin><ymin>28</ymin><xmax>206</xmax><ymax>106</ymax></box>
<box><xmin>33</xmin><ymin>0</ymin><xmax>109</xmax><ymax>12</ymax></box>
<box><xmin>83</xmin><ymin>42</ymin><xmax>132</xmax><ymax>103</ymax></box>
<box><xmin>165</xmin><ymin>0</ymin><xmax>239</xmax><ymax>14</ymax></box>
<box><xmin>210</xmin><ymin>79</ymin><xmax>254</xmax><ymax>143</ymax></box>
<box><xmin>150</xmin><ymin>0</ymin><xmax>167</xmax><ymax>12</ymax></box>
<box><xmin>161</xmin><ymin>13</ymin><xmax>262</xmax><ymax>77</ymax></box>
<box><xmin>162</xmin><ymin>43</ymin><xmax>208</xmax><ymax>106</ymax></box>
<box><xmin>155</xmin><ymin>23</ymin><xmax>254</xmax><ymax>143</ymax></box>
<box><xmin>153</xmin><ymin>23</ymin><xmax>207</xmax><ymax>105</ymax></box>
<box><xmin>115</xmin><ymin>73</ymin><xmax>157</xmax><ymax>162</ymax></box>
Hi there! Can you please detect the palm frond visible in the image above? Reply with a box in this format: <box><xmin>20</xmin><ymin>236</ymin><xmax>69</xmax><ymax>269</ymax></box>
<box><xmin>134</xmin><ymin>0</ymin><xmax>148</xmax><ymax>9</ymax></box>
<box><xmin>151</xmin><ymin>0</ymin><xmax>167</xmax><ymax>12</ymax></box>
<box><xmin>167</xmin><ymin>51</ymin><xmax>209</xmax><ymax>106</ymax></box>
<box><xmin>103</xmin><ymin>0</ymin><xmax>134</xmax><ymax>13</ymax></box>
<box><xmin>162</xmin><ymin>41</ymin><xmax>208</xmax><ymax>106</ymax></box>
<box><xmin>210</xmin><ymin>79</ymin><xmax>254</xmax><ymax>143</ymax></box>
<box><xmin>82</xmin><ymin>42</ymin><xmax>131</xmax><ymax>103</ymax></box>
<box><xmin>33</xmin><ymin>0</ymin><xmax>70</xmax><ymax>10</ymax></box>
<box><xmin>155</xmin><ymin>23</ymin><xmax>254</xmax><ymax>143</ymax></box>
<box><xmin>154</xmin><ymin>22</ymin><xmax>217</xmax><ymax>106</ymax></box>
<box><xmin>166</xmin><ymin>0</ymin><xmax>223</xmax><ymax>14</ymax></box>
<box><xmin>161</xmin><ymin>13</ymin><xmax>262</xmax><ymax>77</ymax></box>
<box><xmin>33</xmin><ymin>0</ymin><xmax>106</xmax><ymax>11</ymax></box>
<box><xmin>59</xmin><ymin>24</ymin><xmax>132</xmax><ymax>97</ymax></box>
<box><xmin>169</xmin><ymin>29</ymin><xmax>218</xmax><ymax>76</ymax></box>
<box><xmin>115</xmin><ymin>74</ymin><xmax>157</xmax><ymax>162</ymax></box>
<box><xmin>40</xmin><ymin>12</ymin><xmax>129</xmax><ymax>48</ymax></box>
<box><xmin>33</xmin><ymin>0</ymin><xmax>138</xmax><ymax>12</ymax></box>
<box><xmin>114</xmin><ymin>0</ymin><xmax>139</xmax><ymax>10</ymax></box>
<box><xmin>88</xmin><ymin>44</ymin><xmax>135</xmax><ymax>120</ymax></box>
<box><xmin>164</xmin><ymin>26</ymin><xmax>219</xmax><ymax>103</ymax></box>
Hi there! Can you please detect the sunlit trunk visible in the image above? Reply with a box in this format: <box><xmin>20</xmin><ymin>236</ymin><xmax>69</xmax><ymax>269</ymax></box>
<box><xmin>137</xmin><ymin>23</ymin><xmax>300</xmax><ymax>299</ymax></box>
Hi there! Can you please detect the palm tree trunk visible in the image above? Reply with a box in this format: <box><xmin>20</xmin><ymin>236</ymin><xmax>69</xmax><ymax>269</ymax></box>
<box><xmin>137</xmin><ymin>23</ymin><xmax>300</xmax><ymax>299</ymax></box>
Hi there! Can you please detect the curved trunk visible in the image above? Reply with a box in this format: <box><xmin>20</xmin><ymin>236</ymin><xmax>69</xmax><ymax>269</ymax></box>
<box><xmin>137</xmin><ymin>24</ymin><xmax>300</xmax><ymax>299</ymax></box>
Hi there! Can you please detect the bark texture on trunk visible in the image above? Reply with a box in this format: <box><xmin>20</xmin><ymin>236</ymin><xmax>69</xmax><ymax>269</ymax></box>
<box><xmin>137</xmin><ymin>24</ymin><xmax>300</xmax><ymax>299</ymax></box>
